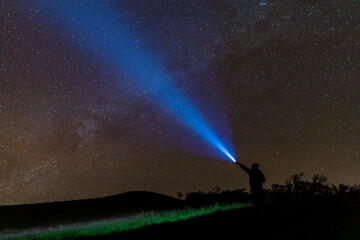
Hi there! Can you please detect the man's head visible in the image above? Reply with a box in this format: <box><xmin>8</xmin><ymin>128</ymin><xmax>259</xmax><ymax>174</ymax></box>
<box><xmin>251</xmin><ymin>163</ymin><xmax>260</xmax><ymax>170</ymax></box>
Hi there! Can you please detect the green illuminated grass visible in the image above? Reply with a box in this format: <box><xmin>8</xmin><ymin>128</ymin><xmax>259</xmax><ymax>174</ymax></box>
<box><xmin>5</xmin><ymin>202</ymin><xmax>252</xmax><ymax>240</ymax></box>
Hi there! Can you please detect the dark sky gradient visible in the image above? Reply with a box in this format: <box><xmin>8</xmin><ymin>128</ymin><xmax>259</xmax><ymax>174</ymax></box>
<box><xmin>1</xmin><ymin>0</ymin><xmax>359</xmax><ymax>205</ymax></box>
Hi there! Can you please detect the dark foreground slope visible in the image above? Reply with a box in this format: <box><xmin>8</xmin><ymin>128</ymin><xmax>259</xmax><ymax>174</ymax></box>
<box><xmin>0</xmin><ymin>191</ymin><xmax>182</xmax><ymax>231</ymax></box>
<box><xmin>83</xmin><ymin>194</ymin><xmax>360</xmax><ymax>240</ymax></box>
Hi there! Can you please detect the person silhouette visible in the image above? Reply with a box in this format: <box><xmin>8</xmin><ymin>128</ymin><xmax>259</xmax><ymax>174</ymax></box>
<box><xmin>235</xmin><ymin>162</ymin><xmax>266</xmax><ymax>206</ymax></box>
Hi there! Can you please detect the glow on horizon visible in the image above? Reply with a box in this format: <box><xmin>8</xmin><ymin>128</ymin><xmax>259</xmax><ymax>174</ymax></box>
<box><xmin>36</xmin><ymin>1</ymin><xmax>236</xmax><ymax>163</ymax></box>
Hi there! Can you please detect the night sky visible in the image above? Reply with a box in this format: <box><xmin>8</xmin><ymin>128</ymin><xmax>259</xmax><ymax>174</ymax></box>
<box><xmin>1</xmin><ymin>0</ymin><xmax>359</xmax><ymax>205</ymax></box>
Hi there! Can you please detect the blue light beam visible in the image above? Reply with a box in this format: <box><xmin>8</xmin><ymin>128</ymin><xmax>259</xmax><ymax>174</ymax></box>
<box><xmin>37</xmin><ymin>1</ymin><xmax>236</xmax><ymax>162</ymax></box>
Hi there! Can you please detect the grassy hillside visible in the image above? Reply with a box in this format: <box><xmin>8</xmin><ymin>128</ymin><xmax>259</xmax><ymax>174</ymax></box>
<box><xmin>1</xmin><ymin>202</ymin><xmax>252</xmax><ymax>240</ymax></box>
<box><xmin>87</xmin><ymin>194</ymin><xmax>360</xmax><ymax>240</ymax></box>
<box><xmin>3</xmin><ymin>193</ymin><xmax>360</xmax><ymax>239</ymax></box>
<box><xmin>0</xmin><ymin>191</ymin><xmax>182</xmax><ymax>232</ymax></box>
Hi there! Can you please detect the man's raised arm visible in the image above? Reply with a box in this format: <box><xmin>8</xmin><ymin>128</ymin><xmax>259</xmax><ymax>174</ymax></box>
<box><xmin>235</xmin><ymin>162</ymin><xmax>250</xmax><ymax>174</ymax></box>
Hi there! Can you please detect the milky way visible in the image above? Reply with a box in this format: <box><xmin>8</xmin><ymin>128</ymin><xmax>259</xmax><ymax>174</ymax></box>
<box><xmin>1</xmin><ymin>0</ymin><xmax>360</xmax><ymax>205</ymax></box>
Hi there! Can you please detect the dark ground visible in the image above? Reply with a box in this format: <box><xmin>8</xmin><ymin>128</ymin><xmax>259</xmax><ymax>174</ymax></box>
<box><xmin>0</xmin><ymin>191</ymin><xmax>182</xmax><ymax>231</ymax></box>
<box><xmin>81</xmin><ymin>194</ymin><xmax>360</xmax><ymax>240</ymax></box>
<box><xmin>2</xmin><ymin>192</ymin><xmax>360</xmax><ymax>239</ymax></box>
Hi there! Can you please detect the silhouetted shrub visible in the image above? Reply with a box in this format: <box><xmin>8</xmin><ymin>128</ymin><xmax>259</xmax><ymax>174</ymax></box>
<box><xmin>269</xmin><ymin>172</ymin><xmax>343</xmax><ymax>200</ymax></box>
<box><xmin>185</xmin><ymin>188</ymin><xmax>250</xmax><ymax>207</ymax></box>
<box><xmin>185</xmin><ymin>173</ymin><xmax>359</xmax><ymax>206</ymax></box>
<box><xmin>338</xmin><ymin>184</ymin><xmax>349</xmax><ymax>194</ymax></box>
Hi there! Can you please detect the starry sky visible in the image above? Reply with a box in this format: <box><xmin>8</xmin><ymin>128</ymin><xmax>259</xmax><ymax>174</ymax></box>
<box><xmin>1</xmin><ymin>0</ymin><xmax>360</xmax><ymax>205</ymax></box>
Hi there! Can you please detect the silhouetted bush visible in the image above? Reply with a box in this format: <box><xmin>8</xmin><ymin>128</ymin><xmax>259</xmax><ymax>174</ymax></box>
<box><xmin>269</xmin><ymin>172</ymin><xmax>360</xmax><ymax>201</ymax></box>
<box><xmin>185</xmin><ymin>188</ymin><xmax>250</xmax><ymax>207</ymax></box>
<box><xmin>185</xmin><ymin>173</ymin><xmax>360</xmax><ymax>206</ymax></box>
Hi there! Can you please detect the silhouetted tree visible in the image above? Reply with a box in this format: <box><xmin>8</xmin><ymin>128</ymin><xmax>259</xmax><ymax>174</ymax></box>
<box><xmin>177</xmin><ymin>192</ymin><xmax>183</xmax><ymax>200</ymax></box>
<box><xmin>271</xmin><ymin>184</ymin><xmax>286</xmax><ymax>195</ymax></box>
<box><xmin>285</xmin><ymin>172</ymin><xmax>307</xmax><ymax>196</ymax></box>
<box><xmin>273</xmin><ymin>172</ymin><xmax>337</xmax><ymax>198</ymax></box>
<box><xmin>330</xmin><ymin>184</ymin><xmax>339</xmax><ymax>195</ymax></box>
<box><xmin>212</xmin><ymin>185</ymin><xmax>222</xmax><ymax>194</ymax></box>
<box><xmin>349</xmin><ymin>185</ymin><xmax>360</xmax><ymax>193</ymax></box>
<box><xmin>184</xmin><ymin>171</ymin><xmax>357</xmax><ymax>207</ymax></box>
<box><xmin>311</xmin><ymin>174</ymin><xmax>330</xmax><ymax>195</ymax></box>
<box><xmin>338</xmin><ymin>184</ymin><xmax>348</xmax><ymax>194</ymax></box>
